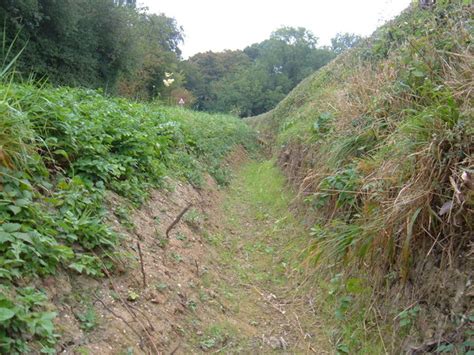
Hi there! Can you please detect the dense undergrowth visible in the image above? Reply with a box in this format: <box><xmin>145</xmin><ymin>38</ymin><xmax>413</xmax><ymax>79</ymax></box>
<box><xmin>252</xmin><ymin>1</ymin><xmax>473</xmax><ymax>353</ymax></box>
<box><xmin>0</xmin><ymin>83</ymin><xmax>256</xmax><ymax>352</ymax></box>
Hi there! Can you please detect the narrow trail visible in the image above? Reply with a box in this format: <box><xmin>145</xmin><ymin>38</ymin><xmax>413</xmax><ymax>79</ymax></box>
<box><xmin>178</xmin><ymin>159</ymin><xmax>330</xmax><ymax>353</ymax></box>
<box><xmin>52</xmin><ymin>153</ymin><xmax>331</xmax><ymax>354</ymax></box>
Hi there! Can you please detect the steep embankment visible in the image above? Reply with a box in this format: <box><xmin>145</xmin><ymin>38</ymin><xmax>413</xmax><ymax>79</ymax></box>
<box><xmin>252</xmin><ymin>1</ymin><xmax>473</xmax><ymax>353</ymax></box>
<box><xmin>0</xmin><ymin>84</ymin><xmax>256</xmax><ymax>353</ymax></box>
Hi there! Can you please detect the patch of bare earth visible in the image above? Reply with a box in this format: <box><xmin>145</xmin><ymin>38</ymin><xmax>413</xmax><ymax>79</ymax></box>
<box><xmin>41</xmin><ymin>147</ymin><xmax>326</xmax><ymax>354</ymax></box>
<box><xmin>38</xmin><ymin>172</ymin><xmax>219</xmax><ymax>354</ymax></box>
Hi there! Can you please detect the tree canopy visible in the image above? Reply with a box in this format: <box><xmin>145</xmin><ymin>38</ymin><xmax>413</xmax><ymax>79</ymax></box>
<box><xmin>0</xmin><ymin>0</ymin><xmax>185</xmax><ymax>100</ymax></box>
<box><xmin>0</xmin><ymin>2</ymin><xmax>361</xmax><ymax>115</ymax></box>
<box><xmin>331</xmin><ymin>33</ymin><xmax>362</xmax><ymax>54</ymax></box>
<box><xmin>184</xmin><ymin>27</ymin><xmax>340</xmax><ymax>116</ymax></box>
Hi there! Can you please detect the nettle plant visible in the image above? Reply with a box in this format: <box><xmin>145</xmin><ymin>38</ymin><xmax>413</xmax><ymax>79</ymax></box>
<box><xmin>0</xmin><ymin>81</ymin><xmax>256</xmax><ymax>351</ymax></box>
<box><xmin>0</xmin><ymin>169</ymin><xmax>115</xmax><ymax>352</ymax></box>
<box><xmin>0</xmin><ymin>287</ymin><xmax>57</xmax><ymax>354</ymax></box>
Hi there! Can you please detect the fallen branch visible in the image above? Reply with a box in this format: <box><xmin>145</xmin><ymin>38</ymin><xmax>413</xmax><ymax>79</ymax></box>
<box><xmin>194</xmin><ymin>259</ymin><xmax>200</xmax><ymax>276</ymax></box>
<box><xmin>136</xmin><ymin>241</ymin><xmax>147</xmax><ymax>288</ymax></box>
<box><xmin>127</xmin><ymin>301</ymin><xmax>155</xmax><ymax>332</ymax></box>
<box><xmin>166</xmin><ymin>204</ymin><xmax>192</xmax><ymax>238</ymax></box>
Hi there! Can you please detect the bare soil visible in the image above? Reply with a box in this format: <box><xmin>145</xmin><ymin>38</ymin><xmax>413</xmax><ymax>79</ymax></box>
<box><xmin>44</xmin><ymin>147</ymin><xmax>328</xmax><ymax>354</ymax></box>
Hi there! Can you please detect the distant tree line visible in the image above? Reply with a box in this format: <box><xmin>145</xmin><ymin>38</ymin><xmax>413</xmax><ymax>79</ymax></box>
<box><xmin>0</xmin><ymin>2</ymin><xmax>361</xmax><ymax>115</ymax></box>
<box><xmin>182</xmin><ymin>28</ymin><xmax>361</xmax><ymax>116</ymax></box>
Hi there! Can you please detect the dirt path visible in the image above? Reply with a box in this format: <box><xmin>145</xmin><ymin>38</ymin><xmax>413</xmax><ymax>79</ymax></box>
<box><xmin>49</xmin><ymin>154</ymin><xmax>330</xmax><ymax>354</ymax></box>
<box><xmin>176</xmin><ymin>159</ymin><xmax>330</xmax><ymax>353</ymax></box>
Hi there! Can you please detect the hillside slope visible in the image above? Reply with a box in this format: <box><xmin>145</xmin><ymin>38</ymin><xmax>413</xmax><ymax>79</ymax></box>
<box><xmin>252</xmin><ymin>1</ymin><xmax>473</xmax><ymax>352</ymax></box>
<box><xmin>0</xmin><ymin>83</ymin><xmax>256</xmax><ymax>353</ymax></box>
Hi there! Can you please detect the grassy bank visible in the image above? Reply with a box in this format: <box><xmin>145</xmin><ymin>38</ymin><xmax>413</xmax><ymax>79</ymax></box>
<box><xmin>0</xmin><ymin>83</ymin><xmax>256</xmax><ymax>352</ymax></box>
<box><xmin>252</xmin><ymin>1</ymin><xmax>473</xmax><ymax>352</ymax></box>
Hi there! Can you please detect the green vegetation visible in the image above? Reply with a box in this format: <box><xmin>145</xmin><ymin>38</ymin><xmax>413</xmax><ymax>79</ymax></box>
<box><xmin>0</xmin><ymin>0</ymin><xmax>186</xmax><ymax>101</ymax></box>
<box><xmin>1</xmin><ymin>0</ymin><xmax>472</xmax><ymax>353</ymax></box>
<box><xmin>0</xmin><ymin>2</ymin><xmax>359</xmax><ymax>115</ymax></box>
<box><xmin>197</xmin><ymin>322</ymin><xmax>240</xmax><ymax>352</ymax></box>
<box><xmin>183</xmin><ymin>27</ymin><xmax>350</xmax><ymax>116</ymax></box>
<box><xmin>0</xmin><ymin>287</ymin><xmax>57</xmax><ymax>353</ymax></box>
<box><xmin>77</xmin><ymin>306</ymin><xmax>98</xmax><ymax>332</ymax></box>
<box><xmin>252</xmin><ymin>1</ymin><xmax>472</xmax><ymax>352</ymax></box>
<box><xmin>222</xmin><ymin>161</ymin><xmax>386</xmax><ymax>353</ymax></box>
<box><xmin>0</xmin><ymin>80</ymin><xmax>255</xmax><ymax>352</ymax></box>
<box><xmin>183</xmin><ymin>160</ymin><xmax>328</xmax><ymax>353</ymax></box>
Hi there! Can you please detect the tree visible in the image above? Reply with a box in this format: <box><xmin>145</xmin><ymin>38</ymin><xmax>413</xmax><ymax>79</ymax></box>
<box><xmin>270</xmin><ymin>26</ymin><xmax>318</xmax><ymax>48</ymax></box>
<box><xmin>183</xmin><ymin>50</ymin><xmax>251</xmax><ymax>110</ymax></box>
<box><xmin>331</xmin><ymin>33</ymin><xmax>363</xmax><ymax>54</ymax></box>
<box><xmin>246</xmin><ymin>26</ymin><xmax>334</xmax><ymax>88</ymax></box>
<box><xmin>184</xmin><ymin>26</ymin><xmax>335</xmax><ymax>116</ymax></box>
<box><xmin>0</xmin><ymin>0</ymin><xmax>184</xmax><ymax>98</ymax></box>
<box><xmin>116</xmin><ymin>12</ymin><xmax>184</xmax><ymax>99</ymax></box>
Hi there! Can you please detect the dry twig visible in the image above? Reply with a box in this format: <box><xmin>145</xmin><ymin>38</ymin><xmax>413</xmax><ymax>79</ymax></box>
<box><xmin>136</xmin><ymin>241</ymin><xmax>147</xmax><ymax>288</ymax></box>
<box><xmin>166</xmin><ymin>204</ymin><xmax>192</xmax><ymax>238</ymax></box>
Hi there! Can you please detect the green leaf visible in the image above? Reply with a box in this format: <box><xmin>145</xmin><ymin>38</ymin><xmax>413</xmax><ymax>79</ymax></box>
<box><xmin>8</xmin><ymin>206</ymin><xmax>22</xmax><ymax>215</ymax></box>
<box><xmin>435</xmin><ymin>344</ymin><xmax>454</xmax><ymax>353</ymax></box>
<box><xmin>68</xmin><ymin>263</ymin><xmax>84</xmax><ymax>273</ymax></box>
<box><xmin>0</xmin><ymin>268</ymin><xmax>12</xmax><ymax>280</ymax></box>
<box><xmin>14</xmin><ymin>199</ymin><xmax>29</xmax><ymax>207</ymax></box>
<box><xmin>337</xmin><ymin>343</ymin><xmax>349</xmax><ymax>354</ymax></box>
<box><xmin>53</xmin><ymin>149</ymin><xmax>69</xmax><ymax>159</ymax></box>
<box><xmin>13</xmin><ymin>233</ymin><xmax>31</xmax><ymax>243</ymax></box>
<box><xmin>0</xmin><ymin>232</ymin><xmax>13</xmax><ymax>243</ymax></box>
<box><xmin>399</xmin><ymin>318</ymin><xmax>411</xmax><ymax>327</ymax></box>
<box><xmin>3</xmin><ymin>223</ymin><xmax>21</xmax><ymax>233</ymax></box>
<box><xmin>127</xmin><ymin>291</ymin><xmax>139</xmax><ymax>301</ymax></box>
<box><xmin>37</xmin><ymin>312</ymin><xmax>57</xmax><ymax>334</ymax></box>
<box><xmin>412</xmin><ymin>70</ymin><xmax>425</xmax><ymax>78</ymax></box>
<box><xmin>0</xmin><ymin>307</ymin><xmax>15</xmax><ymax>322</ymax></box>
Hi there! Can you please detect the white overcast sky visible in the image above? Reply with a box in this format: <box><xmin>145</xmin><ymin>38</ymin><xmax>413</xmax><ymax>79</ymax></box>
<box><xmin>140</xmin><ymin>0</ymin><xmax>412</xmax><ymax>58</ymax></box>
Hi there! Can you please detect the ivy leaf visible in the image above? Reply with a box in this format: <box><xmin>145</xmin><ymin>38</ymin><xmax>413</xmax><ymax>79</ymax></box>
<box><xmin>0</xmin><ymin>307</ymin><xmax>15</xmax><ymax>322</ymax></box>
